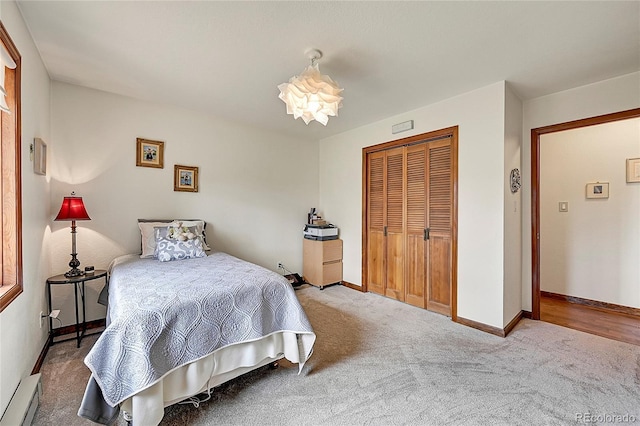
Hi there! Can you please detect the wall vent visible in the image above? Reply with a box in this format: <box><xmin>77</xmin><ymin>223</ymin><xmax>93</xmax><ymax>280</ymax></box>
<box><xmin>0</xmin><ymin>373</ymin><xmax>42</xmax><ymax>426</ymax></box>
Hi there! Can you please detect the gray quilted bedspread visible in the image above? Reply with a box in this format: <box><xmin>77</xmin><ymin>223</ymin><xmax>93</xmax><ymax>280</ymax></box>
<box><xmin>84</xmin><ymin>252</ymin><xmax>315</xmax><ymax>407</ymax></box>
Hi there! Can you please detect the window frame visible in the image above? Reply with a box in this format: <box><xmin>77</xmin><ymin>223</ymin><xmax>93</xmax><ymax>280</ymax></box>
<box><xmin>0</xmin><ymin>20</ymin><xmax>23</xmax><ymax>312</ymax></box>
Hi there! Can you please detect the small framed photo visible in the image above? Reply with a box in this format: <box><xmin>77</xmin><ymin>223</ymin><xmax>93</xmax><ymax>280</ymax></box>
<box><xmin>136</xmin><ymin>138</ymin><xmax>164</xmax><ymax>168</ymax></box>
<box><xmin>33</xmin><ymin>137</ymin><xmax>47</xmax><ymax>175</ymax></box>
<box><xmin>585</xmin><ymin>182</ymin><xmax>609</xmax><ymax>199</ymax></box>
<box><xmin>626</xmin><ymin>158</ymin><xmax>640</xmax><ymax>183</ymax></box>
<box><xmin>174</xmin><ymin>165</ymin><xmax>199</xmax><ymax>192</ymax></box>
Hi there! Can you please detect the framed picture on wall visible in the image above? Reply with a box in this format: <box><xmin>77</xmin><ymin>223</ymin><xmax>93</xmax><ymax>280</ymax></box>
<box><xmin>33</xmin><ymin>137</ymin><xmax>47</xmax><ymax>175</ymax></box>
<box><xmin>626</xmin><ymin>158</ymin><xmax>640</xmax><ymax>183</ymax></box>
<box><xmin>174</xmin><ymin>165</ymin><xmax>199</xmax><ymax>192</ymax></box>
<box><xmin>585</xmin><ymin>182</ymin><xmax>609</xmax><ymax>199</ymax></box>
<box><xmin>136</xmin><ymin>138</ymin><xmax>164</xmax><ymax>168</ymax></box>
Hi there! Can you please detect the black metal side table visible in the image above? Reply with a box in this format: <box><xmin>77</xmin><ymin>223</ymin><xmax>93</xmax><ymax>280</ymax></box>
<box><xmin>46</xmin><ymin>269</ymin><xmax>108</xmax><ymax>347</ymax></box>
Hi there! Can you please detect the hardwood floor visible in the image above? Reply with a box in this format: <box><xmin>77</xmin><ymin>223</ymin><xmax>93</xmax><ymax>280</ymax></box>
<box><xmin>540</xmin><ymin>294</ymin><xmax>640</xmax><ymax>346</ymax></box>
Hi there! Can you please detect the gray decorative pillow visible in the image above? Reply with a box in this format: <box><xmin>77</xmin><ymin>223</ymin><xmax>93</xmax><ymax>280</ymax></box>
<box><xmin>155</xmin><ymin>236</ymin><xmax>207</xmax><ymax>262</ymax></box>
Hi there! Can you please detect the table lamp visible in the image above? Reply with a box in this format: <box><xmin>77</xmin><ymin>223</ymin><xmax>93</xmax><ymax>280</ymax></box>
<box><xmin>54</xmin><ymin>192</ymin><xmax>91</xmax><ymax>277</ymax></box>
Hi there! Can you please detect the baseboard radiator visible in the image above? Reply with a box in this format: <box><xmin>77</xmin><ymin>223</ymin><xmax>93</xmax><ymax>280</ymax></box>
<box><xmin>0</xmin><ymin>374</ymin><xmax>42</xmax><ymax>426</ymax></box>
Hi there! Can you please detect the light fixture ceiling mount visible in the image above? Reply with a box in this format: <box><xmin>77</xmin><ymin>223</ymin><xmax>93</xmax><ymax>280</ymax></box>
<box><xmin>305</xmin><ymin>48</ymin><xmax>322</xmax><ymax>66</ymax></box>
<box><xmin>278</xmin><ymin>48</ymin><xmax>343</xmax><ymax>126</ymax></box>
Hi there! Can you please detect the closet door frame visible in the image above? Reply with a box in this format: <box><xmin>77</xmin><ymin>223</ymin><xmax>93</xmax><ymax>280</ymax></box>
<box><xmin>362</xmin><ymin>126</ymin><xmax>459</xmax><ymax>320</ymax></box>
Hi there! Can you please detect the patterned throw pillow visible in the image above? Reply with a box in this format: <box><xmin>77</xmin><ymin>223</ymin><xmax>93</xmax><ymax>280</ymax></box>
<box><xmin>155</xmin><ymin>236</ymin><xmax>207</xmax><ymax>262</ymax></box>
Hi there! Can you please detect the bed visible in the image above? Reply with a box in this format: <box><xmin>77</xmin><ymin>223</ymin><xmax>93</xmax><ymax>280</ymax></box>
<box><xmin>78</xmin><ymin>221</ymin><xmax>316</xmax><ymax>425</ymax></box>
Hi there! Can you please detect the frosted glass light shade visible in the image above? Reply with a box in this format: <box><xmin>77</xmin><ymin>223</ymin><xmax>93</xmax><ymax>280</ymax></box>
<box><xmin>278</xmin><ymin>64</ymin><xmax>343</xmax><ymax>126</ymax></box>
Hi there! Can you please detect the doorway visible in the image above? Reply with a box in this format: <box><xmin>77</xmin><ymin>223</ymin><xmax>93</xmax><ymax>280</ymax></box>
<box><xmin>531</xmin><ymin>108</ymin><xmax>640</xmax><ymax>343</ymax></box>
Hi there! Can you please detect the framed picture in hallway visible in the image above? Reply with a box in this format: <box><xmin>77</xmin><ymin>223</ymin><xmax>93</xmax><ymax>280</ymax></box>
<box><xmin>626</xmin><ymin>158</ymin><xmax>640</xmax><ymax>183</ymax></box>
<box><xmin>585</xmin><ymin>182</ymin><xmax>609</xmax><ymax>199</ymax></box>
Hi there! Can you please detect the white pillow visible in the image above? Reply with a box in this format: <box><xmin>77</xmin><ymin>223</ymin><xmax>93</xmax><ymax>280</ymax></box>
<box><xmin>138</xmin><ymin>221</ymin><xmax>171</xmax><ymax>258</ymax></box>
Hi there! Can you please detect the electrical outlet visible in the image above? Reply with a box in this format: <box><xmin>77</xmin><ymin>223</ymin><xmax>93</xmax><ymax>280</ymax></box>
<box><xmin>277</xmin><ymin>262</ymin><xmax>283</xmax><ymax>270</ymax></box>
<box><xmin>39</xmin><ymin>311</ymin><xmax>44</xmax><ymax>328</ymax></box>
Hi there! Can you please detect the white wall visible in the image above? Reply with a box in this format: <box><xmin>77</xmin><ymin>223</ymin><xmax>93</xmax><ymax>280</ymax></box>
<box><xmin>522</xmin><ymin>72</ymin><xmax>640</xmax><ymax>311</ymax></box>
<box><xmin>320</xmin><ymin>82</ymin><xmax>508</xmax><ymax>328</ymax></box>
<box><xmin>540</xmin><ymin>118</ymin><xmax>640</xmax><ymax>307</ymax></box>
<box><xmin>503</xmin><ymin>84</ymin><xmax>523</xmax><ymax>326</ymax></box>
<box><xmin>0</xmin><ymin>1</ymin><xmax>51</xmax><ymax>416</ymax></box>
<box><xmin>49</xmin><ymin>82</ymin><xmax>318</xmax><ymax>326</ymax></box>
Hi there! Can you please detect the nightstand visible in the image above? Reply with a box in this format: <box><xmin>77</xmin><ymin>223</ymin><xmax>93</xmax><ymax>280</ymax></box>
<box><xmin>46</xmin><ymin>270</ymin><xmax>107</xmax><ymax>347</ymax></box>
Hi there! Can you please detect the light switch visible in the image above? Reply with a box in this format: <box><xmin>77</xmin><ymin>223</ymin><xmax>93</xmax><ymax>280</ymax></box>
<box><xmin>559</xmin><ymin>201</ymin><xmax>569</xmax><ymax>212</ymax></box>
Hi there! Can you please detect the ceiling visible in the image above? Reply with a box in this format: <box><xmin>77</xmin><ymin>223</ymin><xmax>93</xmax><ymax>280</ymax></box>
<box><xmin>16</xmin><ymin>1</ymin><xmax>640</xmax><ymax>140</ymax></box>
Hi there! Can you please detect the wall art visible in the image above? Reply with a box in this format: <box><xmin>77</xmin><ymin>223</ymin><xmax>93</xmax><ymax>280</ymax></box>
<box><xmin>136</xmin><ymin>138</ymin><xmax>164</xmax><ymax>168</ymax></box>
<box><xmin>174</xmin><ymin>165</ymin><xmax>199</xmax><ymax>192</ymax></box>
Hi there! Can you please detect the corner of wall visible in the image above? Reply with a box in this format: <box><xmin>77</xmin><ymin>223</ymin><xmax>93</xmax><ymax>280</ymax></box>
<box><xmin>503</xmin><ymin>83</ymin><xmax>523</xmax><ymax>326</ymax></box>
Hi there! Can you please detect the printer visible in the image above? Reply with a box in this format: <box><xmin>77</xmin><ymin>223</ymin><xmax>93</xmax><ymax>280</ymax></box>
<box><xmin>303</xmin><ymin>224</ymin><xmax>339</xmax><ymax>241</ymax></box>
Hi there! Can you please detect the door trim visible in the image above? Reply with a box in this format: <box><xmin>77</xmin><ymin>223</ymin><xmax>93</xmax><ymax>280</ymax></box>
<box><xmin>530</xmin><ymin>108</ymin><xmax>640</xmax><ymax>319</ymax></box>
<box><xmin>362</xmin><ymin>126</ymin><xmax>458</xmax><ymax>320</ymax></box>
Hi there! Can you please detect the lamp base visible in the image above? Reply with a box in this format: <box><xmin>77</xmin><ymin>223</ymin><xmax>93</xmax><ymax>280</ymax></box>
<box><xmin>64</xmin><ymin>268</ymin><xmax>85</xmax><ymax>278</ymax></box>
<box><xmin>65</xmin><ymin>243</ymin><xmax>83</xmax><ymax>278</ymax></box>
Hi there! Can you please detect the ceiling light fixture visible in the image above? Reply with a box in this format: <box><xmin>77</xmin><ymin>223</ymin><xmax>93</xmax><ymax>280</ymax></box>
<box><xmin>278</xmin><ymin>49</ymin><xmax>343</xmax><ymax>126</ymax></box>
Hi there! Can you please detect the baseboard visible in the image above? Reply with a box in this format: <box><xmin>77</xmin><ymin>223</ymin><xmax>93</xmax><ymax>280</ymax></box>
<box><xmin>31</xmin><ymin>335</ymin><xmax>51</xmax><ymax>374</ymax></box>
<box><xmin>503</xmin><ymin>311</ymin><xmax>524</xmax><ymax>336</ymax></box>
<box><xmin>33</xmin><ymin>318</ymin><xmax>106</xmax><ymax>374</ymax></box>
<box><xmin>341</xmin><ymin>281</ymin><xmax>364</xmax><ymax>292</ymax></box>
<box><xmin>541</xmin><ymin>291</ymin><xmax>640</xmax><ymax>317</ymax></box>
<box><xmin>455</xmin><ymin>310</ymin><xmax>525</xmax><ymax>338</ymax></box>
<box><xmin>51</xmin><ymin>318</ymin><xmax>106</xmax><ymax>338</ymax></box>
<box><xmin>455</xmin><ymin>316</ymin><xmax>506</xmax><ymax>337</ymax></box>
<box><xmin>522</xmin><ymin>310</ymin><xmax>532</xmax><ymax>319</ymax></box>
<box><xmin>339</xmin><ymin>282</ymin><xmax>529</xmax><ymax>336</ymax></box>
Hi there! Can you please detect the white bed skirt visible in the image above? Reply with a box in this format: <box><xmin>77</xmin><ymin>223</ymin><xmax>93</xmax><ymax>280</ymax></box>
<box><xmin>120</xmin><ymin>331</ymin><xmax>313</xmax><ymax>426</ymax></box>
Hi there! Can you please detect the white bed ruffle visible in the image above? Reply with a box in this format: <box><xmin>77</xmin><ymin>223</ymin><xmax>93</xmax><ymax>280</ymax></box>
<box><xmin>121</xmin><ymin>331</ymin><xmax>312</xmax><ymax>426</ymax></box>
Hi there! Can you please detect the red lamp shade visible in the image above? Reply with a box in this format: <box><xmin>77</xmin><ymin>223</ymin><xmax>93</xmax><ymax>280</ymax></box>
<box><xmin>54</xmin><ymin>196</ymin><xmax>91</xmax><ymax>221</ymax></box>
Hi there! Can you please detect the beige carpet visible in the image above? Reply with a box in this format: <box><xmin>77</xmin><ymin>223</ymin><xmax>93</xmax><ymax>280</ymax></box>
<box><xmin>34</xmin><ymin>284</ymin><xmax>640</xmax><ymax>425</ymax></box>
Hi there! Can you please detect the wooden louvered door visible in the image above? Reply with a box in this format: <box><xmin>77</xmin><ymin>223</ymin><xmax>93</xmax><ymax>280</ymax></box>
<box><xmin>366</xmin><ymin>147</ymin><xmax>405</xmax><ymax>300</ymax></box>
<box><xmin>367</xmin><ymin>151</ymin><xmax>386</xmax><ymax>295</ymax></box>
<box><xmin>384</xmin><ymin>147</ymin><xmax>405</xmax><ymax>301</ymax></box>
<box><xmin>364</xmin><ymin>134</ymin><xmax>453</xmax><ymax>316</ymax></box>
<box><xmin>426</xmin><ymin>138</ymin><xmax>452</xmax><ymax>315</ymax></box>
<box><xmin>405</xmin><ymin>144</ymin><xmax>427</xmax><ymax>308</ymax></box>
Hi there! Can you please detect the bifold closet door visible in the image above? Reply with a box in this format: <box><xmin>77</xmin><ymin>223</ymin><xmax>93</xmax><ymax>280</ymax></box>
<box><xmin>426</xmin><ymin>138</ymin><xmax>452</xmax><ymax>315</ymax></box>
<box><xmin>366</xmin><ymin>147</ymin><xmax>406</xmax><ymax>301</ymax></box>
<box><xmin>366</xmin><ymin>145</ymin><xmax>417</xmax><ymax>304</ymax></box>
<box><xmin>365</xmin><ymin>137</ymin><xmax>452</xmax><ymax>315</ymax></box>
<box><xmin>384</xmin><ymin>147</ymin><xmax>405</xmax><ymax>301</ymax></box>
<box><xmin>405</xmin><ymin>144</ymin><xmax>427</xmax><ymax>308</ymax></box>
<box><xmin>367</xmin><ymin>151</ymin><xmax>385</xmax><ymax>296</ymax></box>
